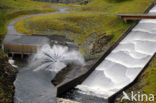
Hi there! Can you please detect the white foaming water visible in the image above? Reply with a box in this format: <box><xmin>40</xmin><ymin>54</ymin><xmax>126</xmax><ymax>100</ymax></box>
<box><xmin>9</xmin><ymin>59</ymin><xmax>18</xmax><ymax>68</ymax></box>
<box><xmin>14</xmin><ymin>44</ymin><xmax>85</xmax><ymax>103</ymax></box>
<box><xmin>29</xmin><ymin>44</ymin><xmax>85</xmax><ymax>73</ymax></box>
<box><xmin>77</xmin><ymin>5</ymin><xmax>156</xmax><ymax>99</ymax></box>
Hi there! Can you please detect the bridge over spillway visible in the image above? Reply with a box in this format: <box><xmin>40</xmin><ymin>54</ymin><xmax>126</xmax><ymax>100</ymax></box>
<box><xmin>118</xmin><ymin>13</ymin><xmax>156</xmax><ymax>22</ymax></box>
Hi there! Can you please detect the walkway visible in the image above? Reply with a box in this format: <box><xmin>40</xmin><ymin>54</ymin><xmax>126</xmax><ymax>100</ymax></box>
<box><xmin>118</xmin><ymin>13</ymin><xmax>156</xmax><ymax>22</ymax></box>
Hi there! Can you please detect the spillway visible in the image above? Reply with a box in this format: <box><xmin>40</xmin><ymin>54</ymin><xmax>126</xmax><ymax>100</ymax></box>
<box><xmin>77</xmin><ymin>5</ymin><xmax>156</xmax><ymax>99</ymax></box>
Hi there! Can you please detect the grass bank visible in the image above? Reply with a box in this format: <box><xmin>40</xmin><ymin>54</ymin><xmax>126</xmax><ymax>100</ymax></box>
<box><xmin>15</xmin><ymin>13</ymin><xmax>130</xmax><ymax>44</ymax></box>
<box><xmin>0</xmin><ymin>0</ymin><xmax>56</xmax><ymax>43</ymax></box>
<box><xmin>15</xmin><ymin>13</ymin><xmax>130</xmax><ymax>57</ymax></box>
<box><xmin>143</xmin><ymin>56</ymin><xmax>156</xmax><ymax>96</ymax></box>
<box><xmin>77</xmin><ymin>0</ymin><xmax>153</xmax><ymax>13</ymax></box>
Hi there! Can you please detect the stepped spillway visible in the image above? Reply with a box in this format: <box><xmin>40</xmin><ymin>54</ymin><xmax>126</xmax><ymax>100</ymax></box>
<box><xmin>77</xmin><ymin>5</ymin><xmax>156</xmax><ymax>99</ymax></box>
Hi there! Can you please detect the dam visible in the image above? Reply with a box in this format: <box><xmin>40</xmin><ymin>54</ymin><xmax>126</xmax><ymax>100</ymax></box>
<box><xmin>2</xmin><ymin>0</ymin><xmax>156</xmax><ymax>102</ymax></box>
<box><xmin>77</xmin><ymin>3</ymin><xmax>156</xmax><ymax>100</ymax></box>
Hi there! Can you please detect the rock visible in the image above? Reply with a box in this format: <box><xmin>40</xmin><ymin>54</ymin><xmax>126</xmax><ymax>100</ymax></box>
<box><xmin>80</xmin><ymin>33</ymin><xmax>97</xmax><ymax>57</ymax></box>
<box><xmin>0</xmin><ymin>52</ymin><xmax>17</xmax><ymax>103</ymax></box>
<box><xmin>91</xmin><ymin>34</ymin><xmax>113</xmax><ymax>55</ymax></box>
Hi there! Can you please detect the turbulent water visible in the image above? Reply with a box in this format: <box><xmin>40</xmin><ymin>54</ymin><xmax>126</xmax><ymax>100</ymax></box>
<box><xmin>14</xmin><ymin>44</ymin><xmax>85</xmax><ymax>103</ymax></box>
<box><xmin>29</xmin><ymin>44</ymin><xmax>85</xmax><ymax>77</ymax></box>
<box><xmin>77</xmin><ymin>5</ymin><xmax>156</xmax><ymax>99</ymax></box>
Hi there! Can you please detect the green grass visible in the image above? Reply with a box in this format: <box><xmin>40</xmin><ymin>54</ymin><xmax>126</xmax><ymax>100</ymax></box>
<box><xmin>14</xmin><ymin>13</ymin><xmax>130</xmax><ymax>57</ymax></box>
<box><xmin>15</xmin><ymin>13</ymin><xmax>130</xmax><ymax>44</ymax></box>
<box><xmin>142</xmin><ymin>56</ymin><xmax>156</xmax><ymax>95</ymax></box>
<box><xmin>77</xmin><ymin>0</ymin><xmax>153</xmax><ymax>13</ymax></box>
<box><xmin>0</xmin><ymin>0</ymin><xmax>56</xmax><ymax>38</ymax></box>
<box><xmin>14</xmin><ymin>0</ymin><xmax>153</xmax><ymax>56</ymax></box>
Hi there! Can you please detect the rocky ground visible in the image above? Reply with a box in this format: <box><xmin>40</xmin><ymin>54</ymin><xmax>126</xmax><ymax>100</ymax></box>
<box><xmin>91</xmin><ymin>34</ymin><xmax>113</xmax><ymax>55</ymax></box>
<box><xmin>0</xmin><ymin>51</ymin><xmax>17</xmax><ymax>103</ymax></box>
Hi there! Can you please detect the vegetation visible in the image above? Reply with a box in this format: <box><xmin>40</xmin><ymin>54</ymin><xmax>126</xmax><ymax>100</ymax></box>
<box><xmin>15</xmin><ymin>13</ymin><xmax>129</xmax><ymax>44</ymax></box>
<box><xmin>142</xmin><ymin>56</ymin><xmax>156</xmax><ymax>96</ymax></box>
<box><xmin>14</xmin><ymin>0</ymin><xmax>153</xmax><ymax>56</ymax></box>
<box><xmin>0</xmin><ymin>0</ymin><xmax>56</xmax><ymax>42</ymax></box>
<box><xmin>78</xmin><ymin>0</ymin><xmax>153</xmax><ymax>13</ymax></box>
